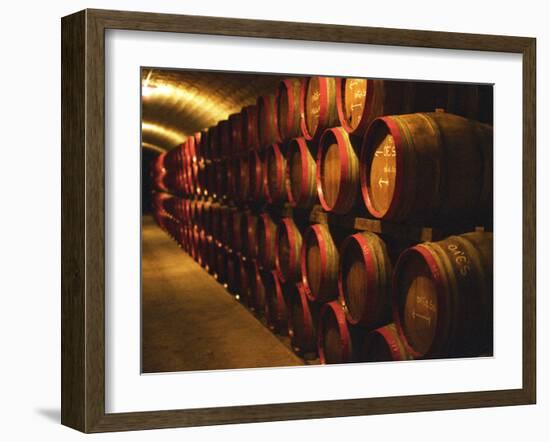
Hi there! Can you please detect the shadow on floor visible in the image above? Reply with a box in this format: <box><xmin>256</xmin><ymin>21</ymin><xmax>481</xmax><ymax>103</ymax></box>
<box><xmin>35</xmin><ymin>408</ymin><xmax>60</xmax><ymax>423</ymax></box>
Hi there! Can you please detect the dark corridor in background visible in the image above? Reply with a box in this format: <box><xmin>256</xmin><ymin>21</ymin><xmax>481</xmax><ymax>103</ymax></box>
<box><xmin>142</xmin><ymin>68</ymin><xmax>493</xmax><ymax>373</ymax></box>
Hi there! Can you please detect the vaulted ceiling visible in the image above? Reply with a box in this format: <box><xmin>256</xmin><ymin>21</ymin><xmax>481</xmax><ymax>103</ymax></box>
<box><xmin>141</xmin><ymin>68</ymin><xmax>285</xmax><ymax>152</ymax></box>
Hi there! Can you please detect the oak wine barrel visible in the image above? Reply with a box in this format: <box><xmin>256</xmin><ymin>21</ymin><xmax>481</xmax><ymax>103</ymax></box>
<box><xmin>263</xmin><ymin>270</ymin><xmax>289</xmax><ymax>334</ymax></box>
<box><xmin>197</xmin><ymin>130</ymin><xmax>207</xmax><ymax>162</ymax></box>
<box><xmin>317</xmin><ymin>127</ymin><xmax>360</xmax><ymax>214</ymax></box>
<box><xmin>257</xmin><ymin>212</ymin><xmax>278</xmax><ymax>269</ymax></box>
<box><xmin>229</xmin><ymin>112</ymin><xmax>243</xmax><ymax>154</ymax></box>
<box><xmin>207</xmin><ymin>125</ymin><xmax>220</xmax><ymax>160</ymax></box>
<box><xmin>215</xmin><ymin>243</ymin><xmax>227</xmax><ymax>284</ymax></box>
<box><xmin>187</xmin><ymin>135</ymin><xmax>199</xmax><ymax>187</ymax></box>
<box><xmin>301</xmin><ymin>224</ymin><xmax>339</xmax><ymax>303</ymax></box>
<box><xmin>338</xmin><ymin>232</ymin><xmax>392</xmax><ymax>327</ymax></box>
<box><xmin>231</xmin><ymin>209</ymin><xmax>247</xmax><ymax>254</ymax></box>
<box><xmin>265</xmin><ymin>143</ymin><xmax>287</xmax><ymax>204</ymax></box>
<box><xmin>206</xmin><ymin>160</ymin><xmax>217</xmax><ymax>198</ymax></box>
<box><xmin>237</xmin><ymin>153</ymin><xmax>250</xmax><ymax>202</ymax></box>
<box><xmin>218</xmin><ymin>119</ymin><xmax>231</xmax><ymax>158</ymax></box>
<box><xmin>227</xmin><ymin>156</ymin><xmax>239</xmax><ymax>202</ymax></box>
<box><xmin>210</xmin><ymin>202</ymin><xmax>222</xmax><ymax>243</ymax></box>
<box><xmin>286</xmin><ymin>137</ymin><xmax>317</xmax><ymax>208</ymax></box>
<box><xmin>362</xmin><ymin>323</ymin><xmax>413</xmax><ymax>362</ymax></box>
<box><xmin>196</xmin><ymin>160</ymin><xmax>207</xmax><ymax>196</ymax></box>
<box><xmin>277</xmin><ymin>78</ymin><xmax>302</xmax><ymax>141</ymax></box>
<box><xmin>360</xmin><ymin>112</ymin><xmax>493</xmax><ymax>224</ymax></box>
<box><xmin>199</xmin><ymin>200</ymin><xmax>212</xmax><ymax>234</ymax></box>
<box><xmin>244</xmin><ymin>213</ymin><xmax>259</xmax><ymax>258</ymax></box>
<box><xmin>226</xmin><ymin>251</ymin><xmax>239</xmax><ymax>294</ymax></box>
<box><xmin>257</xmin><ymin>94</ymin><xmax>281</xmax><ymax>147</ymax></box>
<box><xmin>318</xmin><ymin>301</ymin><xmax>354</xmax><ymax>364</ymax></box>
<box><xmin>336</xmin><ymin>78</ymin><xmax>438</xmax><ymax>136</ymax></box>
<box><xmin>393</xmin><ymin>231</ymin><xmax>493</xmax><ymax>359</ymax></box>
<box><xmin>237</xmin><ymin>256</ymin><xmax>252</xmax><ymax>307</ymax></box>
<box><xmin>275</xmin><ymin>217</ymin><xmax>303</xmax><ymax>283</ymax></box>
<box><xmin>248</xmin><ymin>149</ymin><xmax>265</xmax><ymax>201</ymax></box>
<box><xmin>251</xmin><ymin>260</ymin><xmax>267</xmax><ymax>314</ymax></box>
<box><xmin>300</xmin><ymin>76</ymin><xmax>339</xmax><ymax>141</ymax></box>
<box><xmin>220</xmin><ymin>205</ymin><xmax>236</xmax><ymax>248</ymax></box>
<box><xmin>242</xmin><ymin>104</ymin><xmax>260</xmax><ymax>150</ymax></box>
<box><xmin>214</xmin><ymin>159</ymin><xmax>227</xmax><ymax>201</ymax></box>
<box><xmin>207</xmin><ymin>234</ymin><xmax>217</xmax><ymax>276</ymax></box>
<box><xmin>198</xmin><ymin>229</ymin><xmax>209</xmax><ymax>268</ymax></box>
<box><xmin>287</xmin><ymin>283</ymin><xmax>319</xmax><ymax>358</ymax></box>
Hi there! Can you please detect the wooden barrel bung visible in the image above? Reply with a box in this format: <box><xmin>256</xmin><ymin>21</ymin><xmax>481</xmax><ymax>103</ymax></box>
<box><xmin>318</xmin><ymin>301</ymin><xmax>354</xmax><ymax>364</ymax></box>
<box><xmin>362</xmin><ymin>323</ymin><xmax>413</xmax><ymax>362</ymax></box>
<box><xmin>277</xmin><ymin>78</ymin><xmax>303</xmax><ymax>141</ymax></box>
<box><xmin>360</xmin><ymin>112</ymin><xmax>493</xmax><ymax>224</ymax></box>
<box><xmin>257</xmin><ymin>213</ymin><xmax>278</xmax><ymax>269</ymax></box>
<box><xmin>317</xmin><ymin>127</ymin><xmax>360</xmax><ymax>214</ymax></box>
<box><xmin>242</xmin><ymin>105</ymin><xmax>260</xmax><ymax>150</ymax></box>
<box><xmin>287</xmin><ymin>283</ymin><xmax>319</xmax><ymax>357</ymax></box>
<box><xmin>300</xmin><ymin>76</ymin><xmax>339</xmax><ymax>141</ymax></box>
<box><xmin>264</xmin><ymin>143</ymin><xmax>288</xmax><ymax>204</ymax></box>
<box><xmin>393</xmin><ymin>231</ymin><xmax>493</xmax><ymax>359</ymax></box>
<box><xmin>248</xmin><ymin>148</ymin><xmax>265</xmax><ymax>201</ymax></box>
<box><xmin>257</xmin><ymin>94</ymin><xmax>281</xmax><ymax>147</ymax></box>
<box><xmin>286</xmin><ymin>137</ymin><xmax>317</xmax><ymax>208</ymax></box>
<box><xmin>276</xmin><ymin>217</ymin><xmax>303</xmax><ymax>284</ymax></box>
<box><xmin>263</xmin><ymin>270</ymin><xmax>289</xmax><ymax>335</ymax></box>
<box><xmin>301</xmin><ymin>224</ymin><xmax>339</xmax><ymax>303</ymax></box>
<box><xmin>338</xmin><ymin>232</ymin><xmax>392</xmax><ymax>327</ymax></box>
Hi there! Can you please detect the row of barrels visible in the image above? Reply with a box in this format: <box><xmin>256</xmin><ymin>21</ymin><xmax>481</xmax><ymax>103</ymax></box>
<box><xmin>152</xmin><ymin>110</ymin><xmax>493</xmax><ymax>227</ymax></box>
<box><xmin>160</xmin><ymin>76</ymin><xmax>492</xmax><ymax>165</ymax></box>
<box><xmin>154</xmin><ymin>192</ymin><xmax>493</xmax><ymax>362</ymax></box>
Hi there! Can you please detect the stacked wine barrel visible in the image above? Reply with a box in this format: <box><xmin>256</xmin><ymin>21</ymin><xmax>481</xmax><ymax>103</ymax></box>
<box><xmin>150</xmin><ymin>75</ymin><xmax>493</xmax><ymax>364</ymax></box>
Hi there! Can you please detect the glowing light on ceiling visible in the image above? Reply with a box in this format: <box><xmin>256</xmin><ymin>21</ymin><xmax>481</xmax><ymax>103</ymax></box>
<box><xmin>142</xmin><ymin>122</ymin><xmax>187</xmax><ymax>148</ymax></box>
<box><xmin>141</xmin><ymin>78</ymin><xmax>233</xmax><ymax>123</ymax></box>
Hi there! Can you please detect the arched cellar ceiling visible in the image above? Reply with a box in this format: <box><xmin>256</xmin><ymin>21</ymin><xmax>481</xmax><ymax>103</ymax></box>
<box><xmin>141</xmin><ymin>68</ymin><xmax>286</xmax><ymax>152</ymax></box>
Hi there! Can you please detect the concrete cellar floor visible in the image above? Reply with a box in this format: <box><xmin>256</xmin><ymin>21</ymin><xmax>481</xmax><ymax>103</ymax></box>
<box><xmin>142</xmin><ymin>215</ymin><xmax>304</xmax><ymax>373</ymax></box>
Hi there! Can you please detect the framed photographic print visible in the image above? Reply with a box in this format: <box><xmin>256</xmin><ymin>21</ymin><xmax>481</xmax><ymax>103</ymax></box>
<box><xmin>61</xmin><ymin>8</ymin><xmax>536</xmax><ymax>433</ymax></box>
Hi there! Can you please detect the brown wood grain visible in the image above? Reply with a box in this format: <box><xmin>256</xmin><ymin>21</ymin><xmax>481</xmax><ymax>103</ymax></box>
<box><xmin>61</xmin><ymin>8</ymin><xmax>536</xmax><ymax>433</ymax></box>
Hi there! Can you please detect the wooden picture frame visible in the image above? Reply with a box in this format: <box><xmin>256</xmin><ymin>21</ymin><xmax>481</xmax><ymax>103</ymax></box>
<box><xmin>61</xmin><ymin>8</ymin><xmax>536</xmax><ymax>433</ymax></box>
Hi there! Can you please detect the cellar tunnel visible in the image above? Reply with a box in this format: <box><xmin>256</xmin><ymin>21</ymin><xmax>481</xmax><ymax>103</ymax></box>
<box><xmin>142</xmin><ymin>67</ymin><xmax>494</xmax><ymax>373</ymax></box>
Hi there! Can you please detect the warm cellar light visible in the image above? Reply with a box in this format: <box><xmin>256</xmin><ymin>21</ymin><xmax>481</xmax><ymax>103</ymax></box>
<box><xmin>142</xmin><ymin>69</ymin><xmax>154</xmax><ymax>97</ymax></box>
<box><xmin>142</xmin><ymin>122</ymin><xmax>188</xmax><ymax>147</ymax></box>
